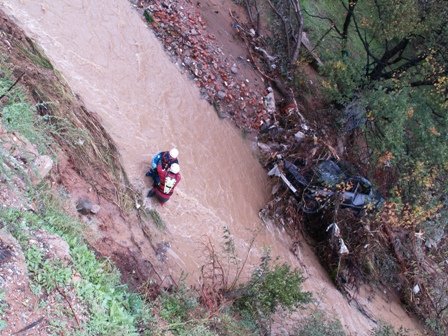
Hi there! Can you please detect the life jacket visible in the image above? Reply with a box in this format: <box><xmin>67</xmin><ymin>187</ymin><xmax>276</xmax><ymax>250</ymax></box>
<box><xmin>155</xmin><ymin>170</ymin><xmax>181</xmax><ymax>203</ymax></box>
<box><xmin>162</xmin><ymin>173</ymin><xmax>177</xmax><ymax>194</ymax></box>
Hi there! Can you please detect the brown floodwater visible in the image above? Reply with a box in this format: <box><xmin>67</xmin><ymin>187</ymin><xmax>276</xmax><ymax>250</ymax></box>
<box><xmin>1</xmin><ymin>0</ymin><xmax>423</xmax><ymax>334</ymax></box>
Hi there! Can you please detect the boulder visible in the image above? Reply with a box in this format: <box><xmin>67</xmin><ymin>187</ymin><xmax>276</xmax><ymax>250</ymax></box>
<box><xmin>76</xmin><ymin>198</ymin><xmax>101</xmax><ymax>215</ymax></box>
<box><xmin>32</xmin><ymin>155</ymin><xmax>53</xmax><ymax>185</ymax></box>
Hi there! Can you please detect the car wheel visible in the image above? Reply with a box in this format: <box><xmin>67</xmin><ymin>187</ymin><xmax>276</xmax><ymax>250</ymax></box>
<box><xmin>302</xmin><ymin>198</ymin><xmax>320</xmax><ymax>214</ymax></box>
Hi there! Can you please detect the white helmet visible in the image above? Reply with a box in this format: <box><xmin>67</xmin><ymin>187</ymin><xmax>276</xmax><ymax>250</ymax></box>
<box><xmin>169</xmin><ymin>148</ymin><xmax>179</xmax><ymax>159</ymax></box>
<box><xmin>169</xmin><ymin>163</ymin><xmax>180</xmax><ymax>174</ymax></box>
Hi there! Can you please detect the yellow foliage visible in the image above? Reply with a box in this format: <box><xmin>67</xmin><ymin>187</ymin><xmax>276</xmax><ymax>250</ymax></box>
<box><xmin>380</xmin><ymin>201</ymin><xmax>440</xmax><ymax>230</ymax></box>
<box><xmin>429</xmin><ymin>127</ymin><xmax>440</xmax><ymax>136</ymax></box>
<box><xmin>332</xmin><ymin>61</ymin><xmax>347</xmax><ymax>71</ymax></box>
<box><xmin>321</xmin><ymin>80</ymin><xmax>333</xmax><ymax>90</ymax></box>
<box><xmin>378</xmin><ymin>151</ymin><xmax>394</xmax><ymax>166</ymax></box>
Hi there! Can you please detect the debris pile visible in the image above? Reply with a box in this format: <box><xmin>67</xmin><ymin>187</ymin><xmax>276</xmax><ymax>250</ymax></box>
<box><xmin>134</xmin><ymin>0</ymin><xmax>376</xmax><ymax>289</ymax></box>
<box><xmin>137</xmin><ymin>0</ymin><xmax>269</xmax><ymax>130</ymax></box>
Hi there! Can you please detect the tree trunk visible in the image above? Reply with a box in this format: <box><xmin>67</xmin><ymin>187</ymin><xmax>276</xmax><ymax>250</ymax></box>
<box><xmin>370</xmin><ymin>38</ymin><xmax>409</xmax><ymax>80</ymax></box>
<box><xmin>342</xmin><ymin>0</ymin><xmax>358</xmax><ymax>39</ymax></box>
<box><xmin>289</xmin><ymin>0</ymin><xmax>303</xmax><ymax>67</ymax></box>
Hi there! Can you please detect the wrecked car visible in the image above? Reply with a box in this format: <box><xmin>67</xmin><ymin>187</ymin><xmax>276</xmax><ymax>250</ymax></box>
<box><xmin>269</xmin><ymin>159</ymin><xmax>384</xmax><ymax>215</ymax></box>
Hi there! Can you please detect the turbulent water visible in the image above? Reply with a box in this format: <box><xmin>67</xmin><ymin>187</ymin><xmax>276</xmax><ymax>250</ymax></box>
<box><xmin>1</xmin><ymin>0</ymin><xmax>422</xmax><ymax>334</ymax></box>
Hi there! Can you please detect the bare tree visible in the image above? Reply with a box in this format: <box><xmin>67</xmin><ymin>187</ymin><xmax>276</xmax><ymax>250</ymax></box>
<box><xmin>288</xmin><ymin>0</ymin><xmax>304</xmax><ymax>67</ymax></box>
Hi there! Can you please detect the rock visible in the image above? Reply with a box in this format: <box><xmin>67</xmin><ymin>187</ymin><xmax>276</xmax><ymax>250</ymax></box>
<box><xmin>32</xmin><ymin>155</ymin><xmax>53</xmax><ymax>185</ymax></box>
<box><xmin>230</xmin><ymin>66</ymin><xmax>238</xmax><ymax>74</ymax></box>
<box><xmin>35</xmin><ymin>229</ymin><xmax>71</xmax><ymax>262</ymax></box>
<box><xmin>217</xmin><ymin>91</ymin><xmax>226</xmax><ymax>100</ymax></box>
<box><xmin>0</xmin><ymin>228</ymin><xmax>28</xmax><ymax>281</ymax></box>
<box><xmin>294</xmin><ymin>131</ymin><xmax>306</xmax><ymax>143</ymax></box>
<box><xmin>263</xmin><ymin>92</ymin><xmax>276</xmax><ymax>113</ymax></box>
<box><xmin>90</xmin><ymin>204</ymin><xmax>101</xmax><ymax>214</ymax></box>
<box><xmin>0</xmin><ymin>247</ymin><xmax>12</xmax><ymax>265</ymax></box>
<box><xmin>76</xmin><ymin>198</ymin><xmax>101</xmax><ymax>215</ymax></box>
<box><xmin>76</xmin><ymin>198</ymin><xmax>93</xmax><ymax>215</ymax></box>
<box><xmin>183</xmin><ymin>56</ymin><xmax>192</xmax><ymax>66</ymax></box>
<box><xmin>10</xmin><ymin>131</ymin><xmax>39</xmax><ymax>158</ymax></box>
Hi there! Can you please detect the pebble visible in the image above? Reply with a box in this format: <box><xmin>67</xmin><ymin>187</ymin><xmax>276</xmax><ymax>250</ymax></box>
<box><xmin>217</xmin><ymin>91</ymin><xmax>226</xmax><ymax>100</ymax></box>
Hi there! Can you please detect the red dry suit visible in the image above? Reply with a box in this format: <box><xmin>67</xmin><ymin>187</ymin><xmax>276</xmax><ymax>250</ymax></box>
<box><xmin>153</xmin><ymin>163</ymin><xmax>181</xmax><ymax>203</ymax></box>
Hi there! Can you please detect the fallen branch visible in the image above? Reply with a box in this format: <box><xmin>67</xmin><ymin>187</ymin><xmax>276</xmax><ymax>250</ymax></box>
<box><xmin>247</xmin><ymin>46</ymin><xmax>276</xmax><ymax>82</ymax></box>
<box><xmin>12</xmin><ymin>317</ymin><xmax>44</xmax><ymax>335</ymax></box>
<box><xmin>0</xmin><ymin>71</ymin><xmax>25</xmax><ymax>101</ymax></box>
<box><xmin>55</xmin><ymin>283</ymin><xmax>81</xmax><ymax>328</ymax></box>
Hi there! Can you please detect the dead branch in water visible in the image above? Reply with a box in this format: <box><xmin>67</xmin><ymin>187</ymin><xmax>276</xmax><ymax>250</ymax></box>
<box><xmin>198</xmin><ymin>229</ymin><xmax>259</xmax><ymax>311</ymax></box>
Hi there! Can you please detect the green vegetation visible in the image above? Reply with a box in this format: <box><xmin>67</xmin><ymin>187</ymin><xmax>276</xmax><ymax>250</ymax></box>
<box><xmin>292</xmin><ymin>310</ymin><xmax>345</xmax><ymax>336</ymax></box>
<box><xmin>302</xmin><ymin>0</ymin><xmax>447</xmax><ymax>215</ymax></box>
<box><xmin>263</xmin><ymin>0</ymin><xmax>447</xmax><ymax>215</ymax></box>
<box><xmin>2</xmin><ymin>2</ymin><xmax>433</xmax><ymax>334</ymax></box>
<box><xmin>0</xmin><ymin>202</ymin><xmax>142</xmax><ymax>335</ymax></box>
<box><xmin>0</xmin><ymin>290</ymin><xmax>7</xmax><ymax>331</ymax></box>
<box><xmin>0</xmin><ymin>206</ymin><xmax>142</xmax><ymax>335</ymax></box>
<box><xmin>371</xmin><ymin>323</ymin><xmax>409</xmax><ymax>336</ymax></box>
<box><xmin>148</xmin><ymin>208</ymin><xmax>166</xmax><ymax>231</ymax></box>
<box><xmin>14</xmin><ymin>38</ymin><xmax>54</xmax><ymax>69</ymax></box>
<box><xmin>144</xmin><ymin>9</ymin><xmax>154</xmax><ymax>25</ymax></box>
<box><xmin>0</xmin><ymin>71</ymin><xmax>54</xmax><ymax>155</ymax></box>
<box><xmin>234</xmin><ymin>257</ymin><xmax>311</xmax><ymax>317</ymax></box>
<box><xmin>296</xmin><ymin>4</ymin><xmax>448</xmax><ymax>330</ymax></box>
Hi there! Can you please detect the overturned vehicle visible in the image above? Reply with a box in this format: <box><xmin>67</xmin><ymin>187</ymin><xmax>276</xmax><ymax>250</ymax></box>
<box><xmin>269</xmin><ymin>159</ymin><xmax>384</xmax><ymax>216</ymax></box>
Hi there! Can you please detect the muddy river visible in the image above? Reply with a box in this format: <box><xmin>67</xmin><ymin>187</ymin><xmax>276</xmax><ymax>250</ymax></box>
<box><xmin>1</xmin><ymin>0</ymin><xmax>422</xmax><ymax>334</ymax></box>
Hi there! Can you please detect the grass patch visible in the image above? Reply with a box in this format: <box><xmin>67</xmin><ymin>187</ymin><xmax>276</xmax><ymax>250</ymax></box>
<box><xmin>14</xmin><ymin>38</ymin><xmax>53</xmax><ymax>70</ymax></box>
<box><xmin>291</xmin><ymin>310</ymin><xmax>345</xmax><ymax>336</ymax></box>
<box><xmin>148</xmin><ymin>209</ymin><xmax>166</xmax><ymax>231</ymax></box>
<box><xmin>0</xmin><ymin>196</ymin><xmax>145</xmax><ymax>335</ymax></box>
<box><xmin>0</xmin><ymin>78</ymin><xmax>55</xmax><ymax>155</ymax></box>
<box><xmin>143</xmin><ymin>10</ymin><xmax>154</xmax><ymax>25</ymax></box>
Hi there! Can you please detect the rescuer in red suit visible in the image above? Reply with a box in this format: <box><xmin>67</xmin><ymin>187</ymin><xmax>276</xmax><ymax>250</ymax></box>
<box><xmin>147</xmin><ymin>162</ymin><xmax>181</xmax><ymax>204</ymax></box>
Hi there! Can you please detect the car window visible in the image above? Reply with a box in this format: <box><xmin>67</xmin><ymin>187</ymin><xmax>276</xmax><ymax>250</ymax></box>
<box><xmin>315</xmin><ymin>161</ymin><xmax>346</xmax><ymax>185</ymax></box>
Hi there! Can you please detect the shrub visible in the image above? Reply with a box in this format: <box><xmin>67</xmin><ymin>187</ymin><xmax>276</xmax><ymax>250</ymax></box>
<box><xmin>292</xmin><ymin>310</ymin><xmax>346</xmax><ymax>336</ymax></box>
<box><xmin>233</xmin><ymin>254</ymin><xmax>312</xmax><ymax>325</ymax></box>
<box><xmin>371</xmin><ymin>323</ymin><xmax>409</xmax><ymax>336</ymax></box>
